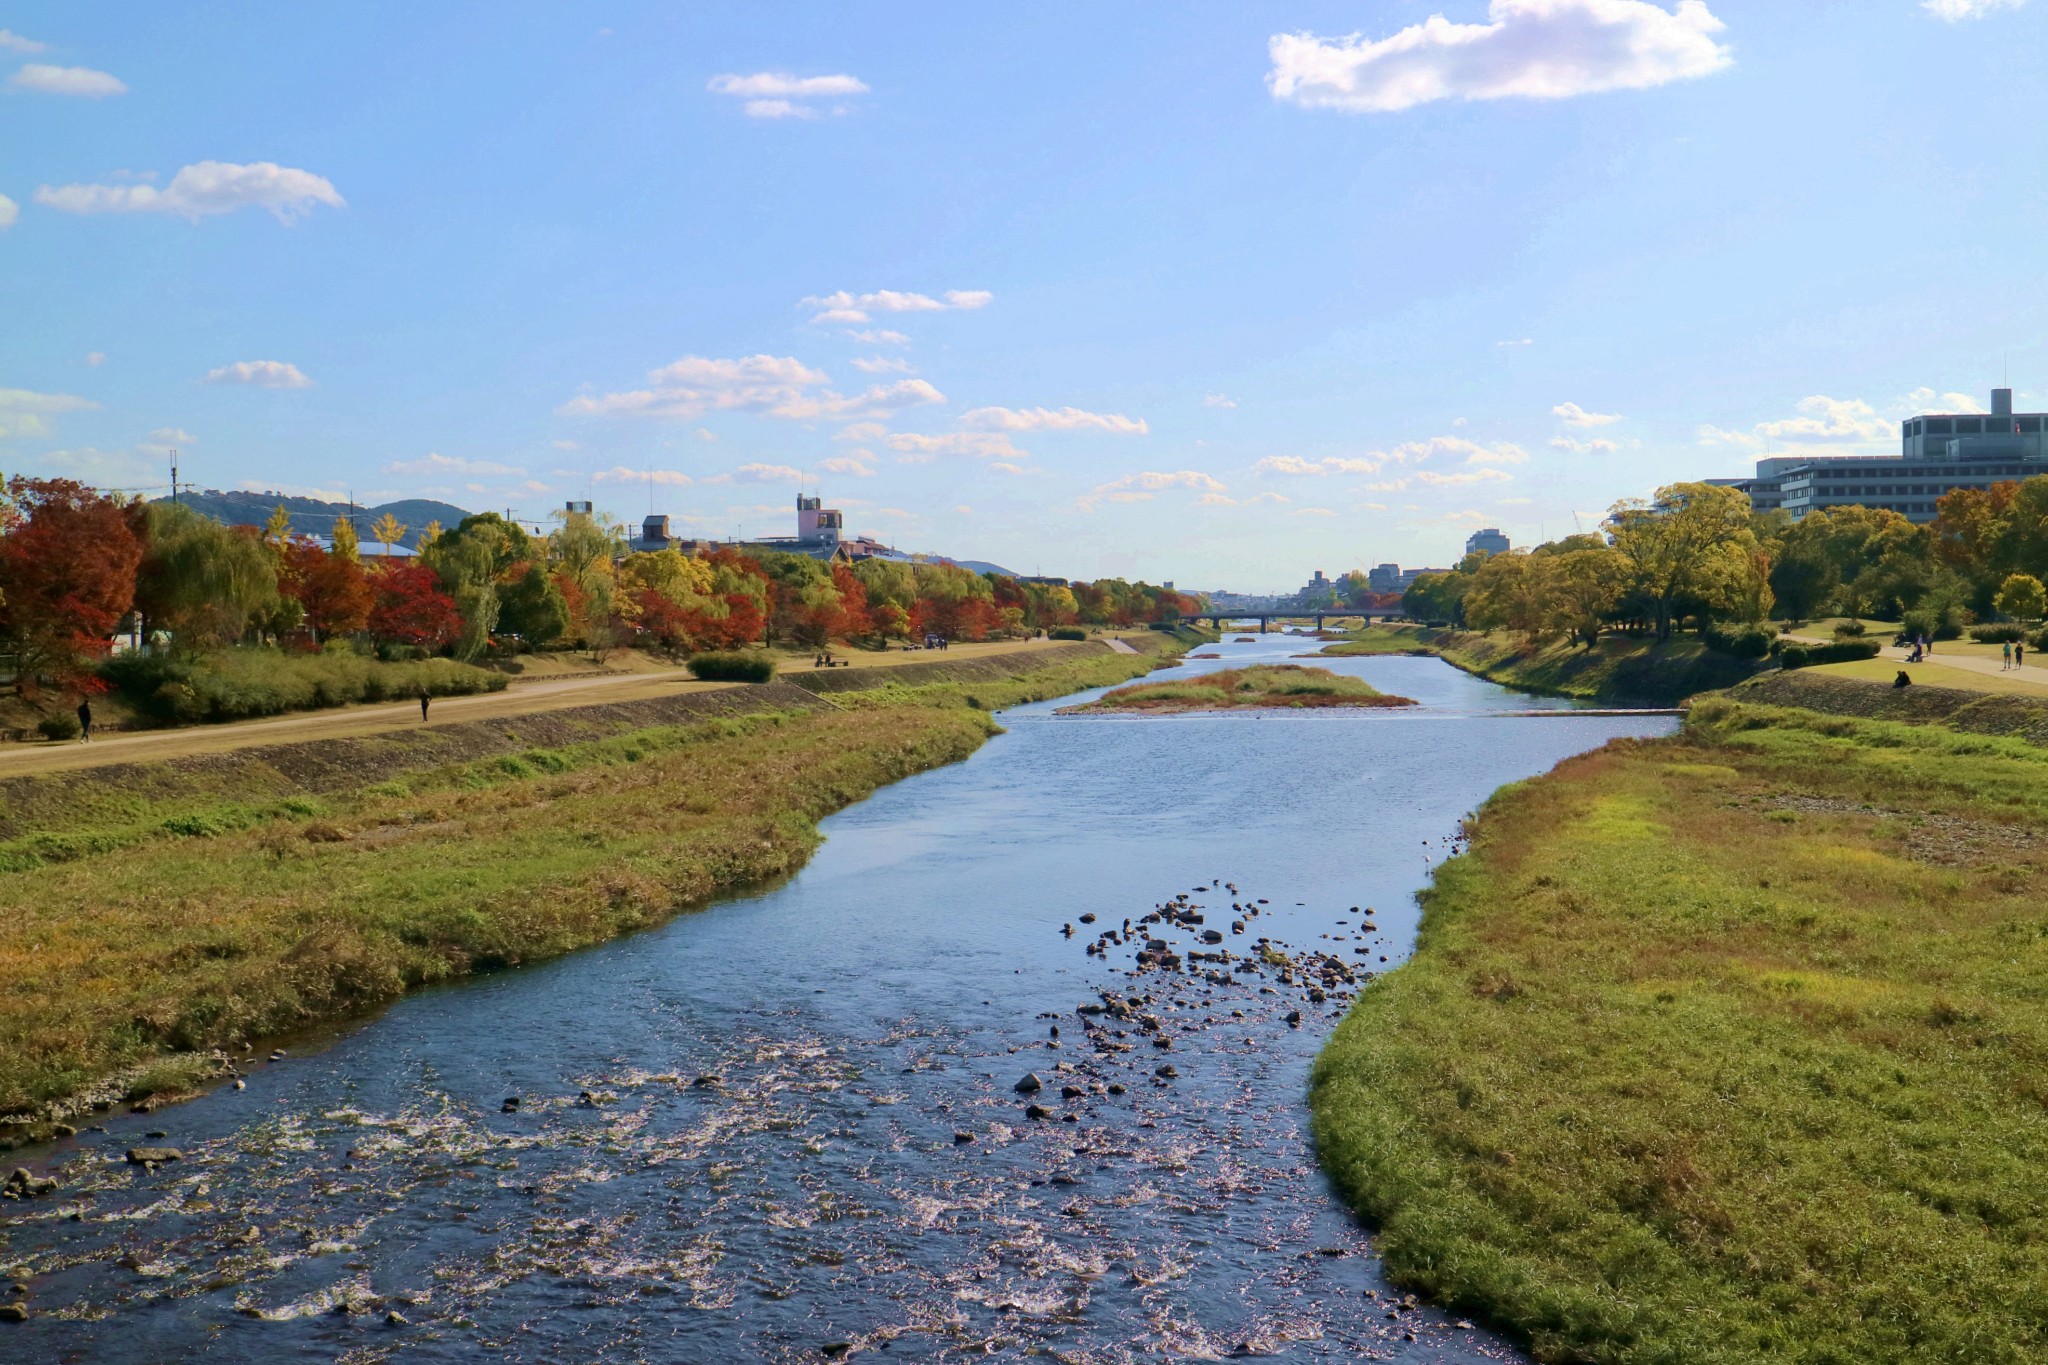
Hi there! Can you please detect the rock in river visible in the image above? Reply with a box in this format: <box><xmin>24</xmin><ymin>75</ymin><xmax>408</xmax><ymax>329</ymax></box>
<box><xmin>125</xmin><ymin>1147</ymin><xmax>183</xmax><ymax>1167</ymax></box>
<box><xmin>1013</xmin><ymin>1072</ymin><xmax>1043</xmax><ymax>1094</ymax></box>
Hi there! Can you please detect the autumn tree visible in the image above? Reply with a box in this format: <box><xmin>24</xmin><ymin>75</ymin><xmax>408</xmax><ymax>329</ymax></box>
<box><xmin>0</xmin><ymin>477</ymin><xmax>145</xmax><ymax>692</ymax></box>
<box><xmin>331</xmin><ymin>515</ymin><xmax>361</xmax><ymax>562</ymax></box>
<box><xmin>370</xmin><ymin>511</ymin><xmax>409</xmax><ymax>549</ymax></box>
<box><xmin>280</xmin><ymin>540</ymin><xmax>373</xmax><ymax>640</ymax></box>
<box><xmin>368</xmin><ymin>561</ymin><xmax>461</xmax><ymax>650</ymax></box>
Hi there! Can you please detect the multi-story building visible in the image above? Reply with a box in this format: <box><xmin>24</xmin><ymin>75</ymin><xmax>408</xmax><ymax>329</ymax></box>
<box><xmin>1465</xmin><ymin>527</ymin><xmax>1510</xmax><ymax>557</ymax></box>
<box><xmin>1722</xmin><ymin>387</ymin><xmax>2046</xmax><ymax>523</ymax></box>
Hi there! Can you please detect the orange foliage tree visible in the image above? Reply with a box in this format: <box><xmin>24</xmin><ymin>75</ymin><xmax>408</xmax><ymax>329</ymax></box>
<box><xmin>0</xmin><ymin>476</ymin><xmax>145</xmax><ymax>693</ymax></box>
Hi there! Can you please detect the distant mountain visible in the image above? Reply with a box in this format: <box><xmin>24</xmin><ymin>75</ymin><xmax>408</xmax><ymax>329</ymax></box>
<box><xmin>954</xmin><ymin>559</ymin><xmax>1018</xmax><ymax>577</ymax></box>
<box><xmin>155</xmin><ymin>490</ymin><xmax>474</xmax><ymax>548</ymax></box>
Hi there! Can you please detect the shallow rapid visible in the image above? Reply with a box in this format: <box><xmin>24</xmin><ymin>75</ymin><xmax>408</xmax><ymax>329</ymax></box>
<box><xmin>1</xmin><ymin>635</ymin><xmax>1676</xmax><ymax>1362</ymax></box>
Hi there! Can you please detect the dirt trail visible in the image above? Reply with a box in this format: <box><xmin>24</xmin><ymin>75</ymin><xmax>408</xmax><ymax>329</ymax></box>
<box><xmin>0</xmin><ymin>669</ymin><xmax>733</xmax><ymax>778</ymax></box>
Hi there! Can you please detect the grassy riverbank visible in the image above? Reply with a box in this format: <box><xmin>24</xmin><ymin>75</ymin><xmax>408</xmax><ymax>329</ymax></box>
<box><xmin>1311</xmin><ymin>693</ymin><xmax>2048</xmax><ymax>1364</ymax></box>
<box><xmin>0</xmin><ymin>637</ymin><xmax>1187</xmax><ymax>1128</ymax></box>
<box><xmin>1068</xmin><ymin>663</ymin><xmax>1414</xmax><ymax>713</ymax></box>
<box><xmin>1321</xmin><ymin>624</ymin><xmax>1765</xmax><ymax>704</ymax></box>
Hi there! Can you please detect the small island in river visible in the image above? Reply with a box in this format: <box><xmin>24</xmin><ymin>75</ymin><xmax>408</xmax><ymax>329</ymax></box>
<box><xmin>1063</xmin><ymin>663</ymin><xmax>1417</xmax><ymax>713</ymax></box>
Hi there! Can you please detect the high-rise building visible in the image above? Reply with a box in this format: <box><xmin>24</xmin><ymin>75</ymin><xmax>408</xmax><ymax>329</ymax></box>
<box><xmin>1465</xmin><ymin>527</ymin><xmax>1510</xmax><ymax>557</ymax></box>
<box><xmin>1718</xmin><ymin>387</ymin><xmax>2046</xmax><ymax>523</ymax></box>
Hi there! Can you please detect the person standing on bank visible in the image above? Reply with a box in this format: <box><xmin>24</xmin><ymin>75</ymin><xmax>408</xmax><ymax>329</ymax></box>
<box><xmin>76</xmin><ymin>696</ymin><xmax>92</xmax><ymax>743</ymax></box>
<box><xmin>419</xmin><ymin>688</ymin><xmax>430</xmax><ymax>722</ymax></box>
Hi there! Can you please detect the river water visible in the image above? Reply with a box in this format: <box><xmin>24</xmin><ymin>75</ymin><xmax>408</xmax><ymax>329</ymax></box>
<box><xmin>1</xmin><ymin>636</ymin><xmax>1676</xmax><ymax>1363</ymax></box>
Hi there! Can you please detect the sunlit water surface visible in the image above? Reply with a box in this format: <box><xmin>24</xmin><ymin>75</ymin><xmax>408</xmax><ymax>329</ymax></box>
<box><xmin>2</xmin><ymin>636</ymin><xmax>1676</xmax><ymax>1362</ymax></box>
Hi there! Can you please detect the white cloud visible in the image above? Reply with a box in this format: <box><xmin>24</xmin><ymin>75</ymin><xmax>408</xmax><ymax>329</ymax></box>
<box><xmin>1293</xmin><ymin>507</ymin><xmax>1337</xmax><ymax>517</ymax></box>
<box><xmin>1203</xmin><ymin>393</ymin><xmax>1239</xmax><ymax>409</ymax></box>
<box><xmin>205</xmin><ymin>359</ymin><xmax>313</xmax><ymax>389</ymax></box>
<box><xmin>1079</xmin><ymin>470</ymin><xmax>1227</xmax><ymax>511</ymax></box>
<box><xmin>988</xmin><ymin>461</ymin><xmax>1036</xmax><ymax>476</ymax></box>
<box><xmin>1415</xmin><ymin>468</ymin><xmax>1513</xmax><ymax>485</ymax></box>
<box><xmin>37</xmin><ymin>161</ymin><xmax>344</xmax><ymax>223</ymax></box>
<box><xmin>135</xmin><ymin>427</ymin><xmax>196</xmax><ymax>456</ymax></box>
<box><xmin>1923</xmin><ymin>0</ymin><xmax>2024</xmax><ymax>19</ymax></box>
<box><xmin>34</xmin><ymin>446</ymin><xmax>160</xmax><ymax>487</ymax></box>
<box><xmin>887</xmin><ymin>431</ymin><xmax>1025</xmax><ymax>460</ymax></box>
<box><xmin>801</xmin><ymin>288</ymin><xmax>992</xmax><ymax>325</ymax></box>
<box><xmin>704</xmin><ymin>462</ymin><xmax>807</xmax><ymax>485</ymax></box>
<box><xmin>709</xmin><ymin>72</ymin><xmax>869</xmax><ymax>99</ymax></box>
<box><xmin>0</xmin><ymin>30</ymin><xmax>47</xmax><ymax>53</ymax></box>
<box><xmin>0</xmin><ymin>194</ymin><xmax>17</xmax><ymax>230</ymax></box>
<box><xmin>552</xmin><ymin>439</ymin><xmax>580</xmax><ymax>451</ymax></box>
<box><xmin>1550</xmin><ymin>435</ymin><xmax>1622</xmax><ymax>453</ymax></box>
<box><xmin>1903</xmin><ymin>387</ymin><xmax>1987</xmax><ymax>413</ymax></box>
<box><xmin>1496</xmin><ymin>337</ymin><xmax>1534</xmax><ymax>347</ymax></box>
<box><xmin>774</xmin><ymin>378</ymin><xmax>945</xmax><ymax>422</ymax></box>
<box><xmin>1268</xmin><ymin>0</ymin><xmax>1731</xmax><ymax>114</ymax></box>
<box><xmin>84</xmin><ymin>350</ymin><xmax>105</xmax><ymax>366</ymax></box>
<box><xmin>385</xmin><ymin>453</ymin><xmax>525</xmax><ymax>478</ymax></box>
<box><xmin>562</xmin><ymin>356</ymin><xmax>941</xmax><ymax>424</ymax></box>
<box><xmin>962</xmin><ymin>405</ymin><xmax>1147</xmax><ymax>434</ymax></box>
<box><xmin>848</xmin><ymin>328</ymin><xmax>910</xmax><ymax>346</ymax></box>
<box><xmin>1552</xmin><ymin>401</ymin><xmax>1622</xmax><ymax>426</ymax></box>
<box><xmin>1754</xmin><ymin>394</ymin><xmax>1892</xmax><ymax>444</ymax></box>
<box><xmin>0</xmin><ymin>386</ymin><xmax>99</xmax><ymax>439</ymax></box>
<box><xmin>851</xmin><ymin>355</ymin><xmax>914</xmax><ymax>374</ymax></box>
<box><xmin>953</xmin><ymin>505</ymin><xmax>974</xmax><ymax>516</ymax></box>
<box><xmin>818</xmin><ymin>455</ymin><xmax>875</xmax><ymax>477</ymax></box>
<box><xmin>836</xmin><ymin>421</ymin><xmax>888</xmax><ymax>442</ymax></box>
<box><xmin>234</xmin><ymin>478</ymin><xmax>351</xmax><ymax>501</ymax></box>
<box><xmin>695</xmin><ymin>427</ymin><xmax>719</xmax><ymax>442</ymax></box>
<box><xmin>591</xmin><ymin>466</ymin><xmax>693</xmax><ymax>486</ymax></box>
<box><xmin>1255</xmin><ymin>436</ymin><xmax>1523</xmax><ymax>476</ymax></box>
<box><xmin>11</xmin><ymin>64</ymin><xmax>127</xmax><ymax>96</ymax></box>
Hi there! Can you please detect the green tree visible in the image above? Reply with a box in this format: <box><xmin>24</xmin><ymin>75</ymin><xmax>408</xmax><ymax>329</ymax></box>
<box><xmin>497</xmin><ymin>562</ymin><xmax>569</xmax><ymax>645</ymax></box>
<box><xmin>134</xmin><ymin>502</ymin><xmax>284</xmax><ymax>650</ymax></box>
<box><xmin>1606</xmin><ymin>482</ymin><xmax>1760</xmax><ymax>639</ymax></box>
<box><xmin>1994</xmin><ymin>573</ymin><xmax>2047</xmax><ymax>622</ymax></box>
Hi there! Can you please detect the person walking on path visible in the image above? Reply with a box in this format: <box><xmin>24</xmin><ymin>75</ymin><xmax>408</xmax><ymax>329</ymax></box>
<box><xmin>2003</xmin><ymin>640</ymin><xmax>2014</xmax><ymax>670</ymax></box>
<box><xmin>75</xmin><ymin>697</ymin><xmax>92</xmax><ymax>743</ymax></box>
<box><xmin>419</xmin><ymin>688</ymin><xmax>430</xmax><ymax>722</ymax></box>
<box><xmin>2018</xmin><ymin>641</ymin><xmax>2027</xmax><ymax>670</ymax></box>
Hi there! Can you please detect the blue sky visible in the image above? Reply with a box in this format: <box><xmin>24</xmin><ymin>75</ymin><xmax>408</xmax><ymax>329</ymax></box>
<box><xmin>4</xmin><ymin>0</ymin><xmax>2045</xmax><ymax>590</ymax></box>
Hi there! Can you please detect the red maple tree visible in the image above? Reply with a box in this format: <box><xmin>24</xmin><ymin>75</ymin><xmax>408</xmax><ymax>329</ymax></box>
<box><xmin>368</xmin><ymin>562</ymin><xmax>461</xmax><ymax>649</ymax></box>
<box><xmin>0</xmin><ymin>477</ymin><xmax>144</xmax><ymax>693</ymax></box>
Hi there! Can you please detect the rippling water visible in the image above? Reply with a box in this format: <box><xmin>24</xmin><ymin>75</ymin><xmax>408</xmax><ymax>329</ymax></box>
<box><xmin>1</xmin><ymin>637</ymin><xmax>1675</xmax><ymax>1362</ymax></box>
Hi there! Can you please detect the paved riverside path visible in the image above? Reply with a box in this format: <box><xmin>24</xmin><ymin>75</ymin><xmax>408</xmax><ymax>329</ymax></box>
<box><xmin>1781</xmin><ymin>630</ymin><xmax>2048</xmax><ymax>694</ymax></box>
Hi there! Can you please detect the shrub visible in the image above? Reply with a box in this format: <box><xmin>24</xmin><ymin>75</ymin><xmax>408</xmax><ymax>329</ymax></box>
<box><xmin>101</xmin><ymin>648</ymin><xmax>507</xmax><ymax>724</ymax></box>
<box><xmin>2030</xmin><ymin>626</ymin><xmax>2048</xmax><ymax>652</ymax></box>
<box><xmin>686</xmin><ymin>651</ymin><xmax>776</xmax><ymax>683</ymax></box>
<box><xmin>1048</xmin><ymin>628</ymin><xmax>1087</xmax><ymax>641</ymax></box>
<box><xmin>1969</xmin><ymin>624</ymin><xmax>2026</xmax><ymax>644</ymax></box>
<box><xmin>1702</xmin><ymin>622</ymin><xmax>1776</xmax><ymax>658</ymax></box>
<box><xmin>1831</xmin><ymin>620</ymin><xmax>1866</xmax><ymax>639</ymax></box>
<box><xmin>1779</xmin><ymin>639</ymin><xmax>1882</xmax><ymax>669</ymax></box>
<box><xmin>37</xmin><ymin>712</ymin><xmax>81</xmax><ymax>741</ymax></box>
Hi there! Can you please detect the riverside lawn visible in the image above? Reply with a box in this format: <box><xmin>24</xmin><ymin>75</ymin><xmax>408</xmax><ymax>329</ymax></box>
<box><xmin>0</xmin><ymin>637</ymin><xmax>1190</xmax><ymax>1127</ymax></box>
<box><xmin>1320</xmin><ymin>624</ymin><xmax>1765</xmax><ymax>705</ymax></box>
<box><xmin>1311</xmin><ymin>691</ymin><xmax>2048</xmax><ymax>1365</ymax></box>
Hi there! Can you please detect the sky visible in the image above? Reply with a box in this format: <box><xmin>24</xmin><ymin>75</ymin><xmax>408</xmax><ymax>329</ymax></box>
<box><xmin>4</xmin><ymin>0</ymin><xmax>2046</xmax><ymax>591</ymax></box>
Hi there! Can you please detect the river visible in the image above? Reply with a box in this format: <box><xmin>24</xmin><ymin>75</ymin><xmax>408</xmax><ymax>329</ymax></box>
<box><xmin>1</xmin><ymin>635</ymin><xmax>1676</xmax><ymax>1362</ymax></box>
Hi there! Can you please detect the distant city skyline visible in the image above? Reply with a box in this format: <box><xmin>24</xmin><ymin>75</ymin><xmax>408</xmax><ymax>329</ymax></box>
<box><xmin>6</xmin><ymin>2</ymin><xmax>2048</xmax><ymax>592</ymax></box>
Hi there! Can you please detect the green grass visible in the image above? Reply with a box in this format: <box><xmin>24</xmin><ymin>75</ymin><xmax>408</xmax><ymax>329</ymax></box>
<box><xmin>1813</xmin><ymin>657</ymin><xmax>2048</xmax><ymax>697</ymax></box>
<box><xmin>1311</xmin><ymin>698</ymin><xmax>2048</xmax><ymax>1364</ymax></box>
<box><xmin>101</xmin><ymin>646</ymin><xmax>507</xmax><ymax>725</ymax></box>
<box><xmin>1073</xmin><ymin>663</ymin><xmax>1416</xmax><ymax>712</ymax></box>
<box><xmin>0</xmin><ymin>635</ymin><xmax>1196</xmax><ymax>1124</ymax></box>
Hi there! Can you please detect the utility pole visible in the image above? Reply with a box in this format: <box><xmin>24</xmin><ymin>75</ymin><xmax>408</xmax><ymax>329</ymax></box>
<box><xmin>170</xmin><ymin>450</ymin><xmax>179</xmax><ymax>508</ymax></box>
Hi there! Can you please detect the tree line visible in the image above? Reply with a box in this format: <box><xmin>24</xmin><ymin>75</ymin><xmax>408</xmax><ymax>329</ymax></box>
<box><xmin>0</xmin><ymin>476</ymin><xmax>1198</xmax><ymax>695</ymax></box>
<box><xmin>1403</xmin><ymin>477</ymin><xmax>2048</xmax><ymax>647</ymax></box>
